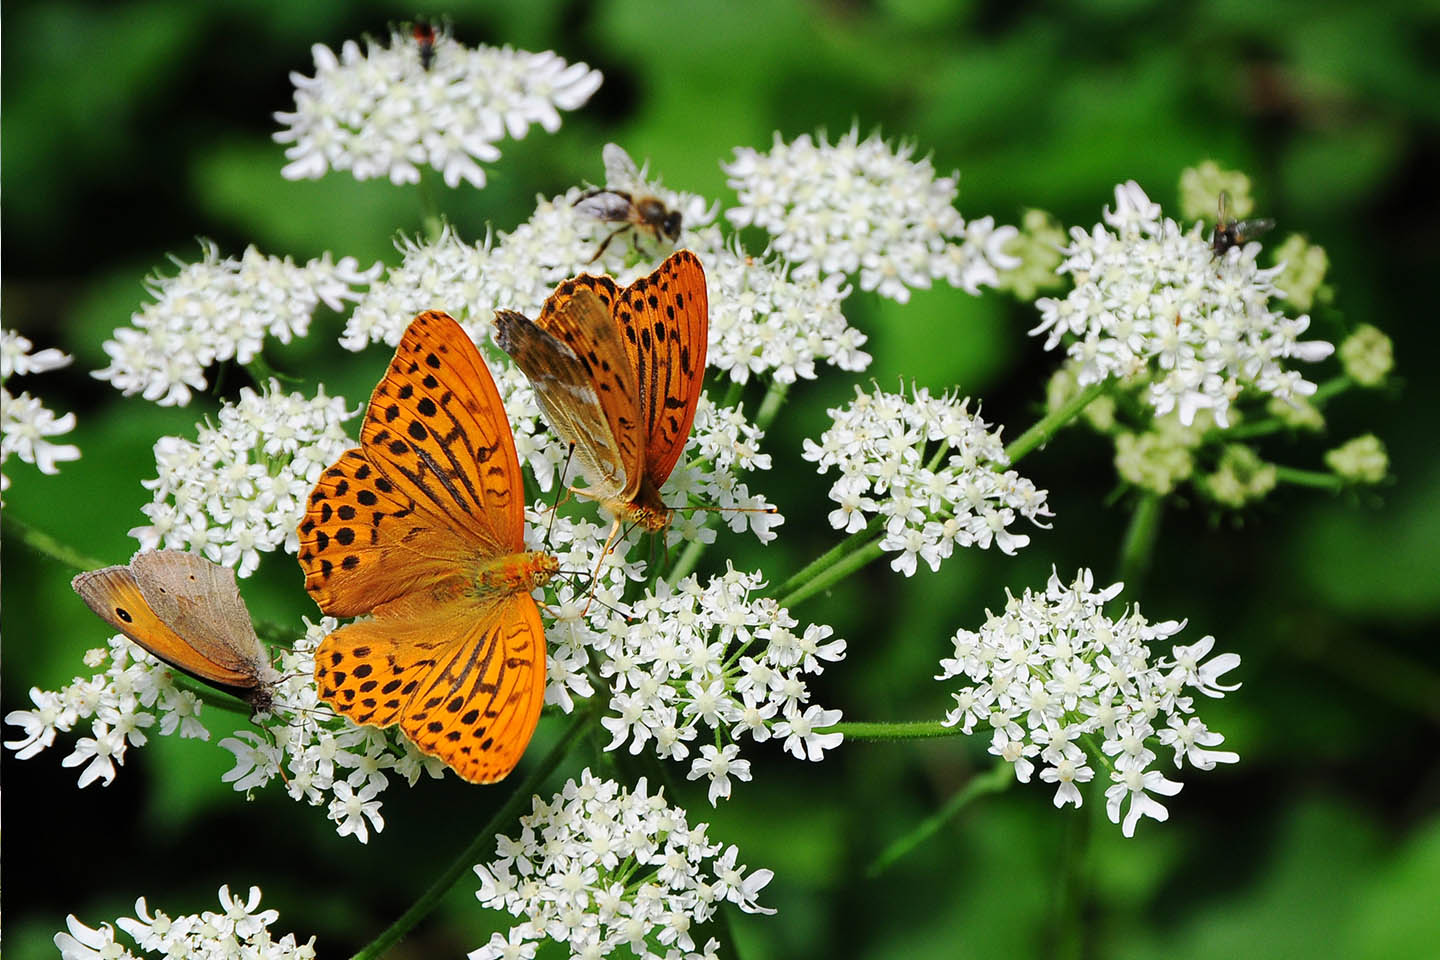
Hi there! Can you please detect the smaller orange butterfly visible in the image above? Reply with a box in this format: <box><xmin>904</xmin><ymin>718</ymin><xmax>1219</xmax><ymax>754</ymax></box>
<box><xmin>494</xmin><ymin>250</ymin><xmax>708</xmax><ymax>550</ymax></box>
<box><xmin>72</xmin><ymin>550</ymin><xmax>280</xmax><ymax>714</ymax></box>
<box><xmin>298</xmin><ymin>311</ymin><xmax>557</xmax><ymax>784</ymax></box>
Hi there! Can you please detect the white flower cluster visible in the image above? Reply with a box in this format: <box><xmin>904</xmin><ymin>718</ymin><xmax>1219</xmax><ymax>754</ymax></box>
<box><xmin>56</xmin><ymin>885</ymin><xmax>314</xmax><ymax>960</ymax></box>
<box><xmin>705</xmin><ymin>247</ymin><xmax>870</xmax><ymax>384</ymax></box>
<box><xmin>724</xmin><ymin>127</ymin><xmax>1019</xmax><ymax>302</ymax></box>
<box><xmin>1032</xmin><ymin>181</ymin><xmax>1335</xmax><ymax>427</ymax></box>
<box><xmin>275</xmin><ymin>29</ymin><xmax>601</xmax><ymax>188</ymax></box>
<box><xmin>217</xmin><ymin>618</ymin><xmax>447</xmax><ymax>845</ymax></box>
<box><xmin>583</xmin><ymin>567</ymin><xmax>846</xmax><ymax>804</ymax></box>
<box><xmin>471</xmin><ymin>769</ymin><xmax>774</xmax><ymax>960</ymax></box>
<box><xmin>131</xmin><ymin>381</ymin><xmax>356</xmax><ymax>577</ymax></box>
<box><xmin>937</xmin><ymin>568</ymin><xmax>1241</xmax><ymax>837</ymax></box>
<box><xmin>4</xmin><ymin>635</ymin><xmax>212</xmax><ymax>788</ymax></box>
<box><xmin>803</xmin><ymin>384</ymin><xmax>1051</xmax><ymax>575</ymax></box>
<box><xmin>345</xmin><ymin>143</ymin><xmax>870</xmax><ymax>391</ymax></box>
<box><xmin>1</xmin><ymin>330</ymin><xmax>80</xmax><ymax>496</ymax></box>
<box><xmin>96</xmin><ymin>242</ymin><xmax>377</xmax><ymax>407</ymax></box>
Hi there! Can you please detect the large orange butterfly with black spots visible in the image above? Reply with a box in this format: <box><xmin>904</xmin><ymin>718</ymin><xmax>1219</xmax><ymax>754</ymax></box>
<box><xmin>298</xmin><ymin>312</ymin><xmax>556</xmax><ymax>784</ymax></box>
<box><xmin>494</xmin><ymin>250</ymin><xmax>708</xmax><ymax>542</ymax></box>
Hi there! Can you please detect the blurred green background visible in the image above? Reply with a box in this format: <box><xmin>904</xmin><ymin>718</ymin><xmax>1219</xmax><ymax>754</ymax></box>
<box><xmin>5</xmin><ymin>0</ymin><xmax>1439</xmax><ymax>957</ymax></box>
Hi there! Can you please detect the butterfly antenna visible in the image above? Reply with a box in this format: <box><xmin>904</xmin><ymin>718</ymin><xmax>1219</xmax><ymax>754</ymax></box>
<box><xmin>543</xmin><ymin>444</ymin><xmax>577</xmax><ymax>548</ymax></box>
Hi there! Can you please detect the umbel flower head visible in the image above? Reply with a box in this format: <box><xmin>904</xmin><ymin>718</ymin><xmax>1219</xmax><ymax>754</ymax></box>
<box><xmin>55</xmin><ymin>884</ymin><xmax>315</xmax><ymax>960</ymax></box>
<box><xmin>937</xmin><ymin>568</ymin><xmax>1241</xmax><ymax>837</ymax></box>
<box><xmin>724</xmin><ymin>126</ymin><xmax>1019</xmax><ymax>302</ymax></box>
<box><xmin>1031</xmin><ymin>181</ymin><xmax>1334</xmax><ymax>427</ymax></box>
<box><xmin>1</xmin><ymin>330</ymin><xmax>80</xmax><ymax>497</ymax></box>
<box><xmin>803</xmin><ymin>383</ymin><xmax>1052</xmax><ymax>575</ymax></box>
<box><xmin>130</xmin><ymin>381</ymin><xmax>357</xmax><ymax>577</ymax></box>
<box><xmin>471</xmin><ymin>769</ymin><xmax>773</xmax><ymax>960</ymax></box>
<box><xmin>95</xmin><ymin>241</ymin><xmax>377</xmax><ymax>407</ymax></box>
<box><xmin>275</xmin><ymin>27</ymin><xmax>602</xmax><ymax>188</ymax></box>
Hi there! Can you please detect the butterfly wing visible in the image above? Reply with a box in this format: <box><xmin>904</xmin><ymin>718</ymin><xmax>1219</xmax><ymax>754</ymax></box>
<box><xmin>314</xmin><ymin>590</ymin><xmax>547</xmax><ymax>783</ymax></box>
<box><xmin>129</xmin><ymin>550</ymin><xmax>272</xmax><ymax>682</ymax></box>
<box><xmin>612</xmin><ymin>251</ymin><xmax>709</xmax><ymax>488</ymax></box>
<box><xmin>495</xmin><ymin>279</ymin><xmax>644</xmax><ymax>503</ymax></box>
<box><xmin>300</xmin><ymin>312</ymin><xmax>524</xmax><ymax>617</ymax></box>
<box><xmin>72</xmin><ymin>561</ymin><xmax>262</xmax><ymax>691</ymax></box>
<box><xmin>360</xmin><ymin>311</ymin><xmax>524</xmax><ymax>552</ymax></box>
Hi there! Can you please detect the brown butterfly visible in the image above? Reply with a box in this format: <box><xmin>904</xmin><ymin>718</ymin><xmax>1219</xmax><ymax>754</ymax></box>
<box><xmin>72</xmin><ymin>550</ymin><xmax>280</xmax><ymax>714</ymax></box>
<box><xmin>298</xmin><ymin>311</ymin><xmax>557</xmax><ymax>784</ymax></box>
<box><xmin>494</xmin><ymin>250</ymin><xmax>708</xmax><ymax>547</ymax></box>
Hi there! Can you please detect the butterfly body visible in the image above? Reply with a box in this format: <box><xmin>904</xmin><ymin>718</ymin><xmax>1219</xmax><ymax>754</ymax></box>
<box><xmin>494</xmin><ymin>251</ymin><xmax>708</xmax><ymax>538</ymax></box>
<box><xmin>72</xmin><ymin>550</ymin><xmax>280</xmax><ymax>714</ymax></box>
<box><xmin>300</xmin><ymin>311</ymin><xmax>554</xmax><ymax>784</ymax></box>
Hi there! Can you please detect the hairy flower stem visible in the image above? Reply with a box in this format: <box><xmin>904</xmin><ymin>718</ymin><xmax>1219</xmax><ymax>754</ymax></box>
<box><xmin>766</xmin><ymin>515</ymin><xmax>882</xmax><ymax>602</ymax></box>
<box><xmin>866</xmin><ymin>763</ymin><xmax>1013</xmax><ymax>877</ymax></box>
<box><xmin>1004</xmin><ymin>380</ymin><xmax>1108</xmax><ymax>462</ymax></box>
<box><xmin>828</xmin><ymin>720</ymin><xmax>965</xmax><ymax>741</ymax></box>
<box><xmin>666</xmin><ymin>537</ymin><xmax>708</xmax><ymax>586</ymax></box>
<box><xmin>775</xmin><ymin>539</ymin><xmax>885</xmax><ymax>609</ymax></box>
<box><xmin>1116</xmin><ymin>493</ymin><xmax>1163</xmax><ymax>593</ymax></box>
<box><xmin>349</xmin><ymin>706</ymin><xmax>594</xmax><ymax>960</ymax></box>
<box><xmin>4</xmin><ymin>514</ymin><xmax>108</xmax><ymax>572</ymax></box>
<box><xmin>1047</xmin><ymin>778</ymin><xmax>1099</xmax><ymax>960</ymax></box>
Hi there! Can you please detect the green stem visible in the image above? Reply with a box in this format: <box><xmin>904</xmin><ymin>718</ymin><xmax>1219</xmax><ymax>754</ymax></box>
<box><xmin>418</xmin><ymin>171</ymin><xmax>443</xmax><ymax>243</ymax></box>
<box><xmin>754</xmin><ymin>380</ymin><xmax>790</xmax><ymax>431</ymax></box>
<box><xmin>1004</xmin><ymin>380</ymin><xmax>1108</xmax><ymax>464</ymax></box>
<box><xmin>244</xmin><ymin>354</ymin><xmax>300</xmax><ymax>388</ymax></box>
<box><xmin>1116</xmin><ymin>493</ymin><xmax>1162</xmax><ymax>590</ymax></box>
<box><xmin>866</xmin><ymin>763</ymin><xmax>1012</xmax><ymax>878</ymax></box>
<box><xmin>1273</xmin><ymin>465</ymin><xmax>1344</xmax><ymax>490</ymax></box>
<box><xmin>349</xmin><ymin>707</ymin><xmax>593</xmax><ymax>960</ymax></box>
<box><xmin>829</xmin><ymin>720</ymin><xmax>965</xmax><ymax>741</ymax></box>
<box><xmin>1311</xmin><ymin>375</ymin><xmax>1350</xmax><ymax>403</ymax></box>
<box><xmin>4</xmin><ymin>514</ymin><xmax>108</xmax><ymax>572</ymax></box>
<box><xmin>766</xmin><ymin>516</ymin><xmax>882</xmax><ymax>602</ymax></box>
<box><xmin>775</xmin><ymin>539</ymin><xmax>885</xmax><ymax>609</ymax></box>
<box><xmin>720</xmin><ymin>378</ymin><xmax>744</xmax><ymax>409</ymax></box>
<box><xmin>1049</xmin><ymin>779</ymin><xmax>1098</xmax><ymax>960</ymax></box>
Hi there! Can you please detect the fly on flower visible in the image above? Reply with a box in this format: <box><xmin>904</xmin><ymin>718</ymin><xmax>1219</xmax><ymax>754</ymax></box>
<box><xmin>574</xmin><ymin>143</ymin><xmax>683</xmax><ymax>263</ymax></box>
<box><xmin>412</xmin><ymin>18</ymin><xmax>437</xmax><ymax>71</ymax></box>
<box><xmin>1212</xmin><ymin>191</ymin><xmax>1275</xmax><ymax>255</ymax></box>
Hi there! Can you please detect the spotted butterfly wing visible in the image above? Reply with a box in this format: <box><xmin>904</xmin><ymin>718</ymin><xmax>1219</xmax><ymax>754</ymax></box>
<box><xmin>608</xmin><ymin>250</ymin><xmax>708</xmax><ymax>488</ymax></box>
<box><xmin>72</xmin><ymin>550</ymin><xmax>278</xmax><ymax>712</ymax></box>
<box><xmin>495</xmin><ymin>251</ymin><xmax>708</xmax><ymax>529</ymax></box>
<box><xmin>299</xmin><ymin>311</ymin><xmax>555</xmax><ymax>783</ymax></box>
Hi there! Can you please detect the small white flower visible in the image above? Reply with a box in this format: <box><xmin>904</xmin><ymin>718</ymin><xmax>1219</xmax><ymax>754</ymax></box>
<box><xmin>687</xmin><ymin>743</ymin><xmax>753</xmax><ymax>805</ymax></box>
<box><xmin>774</xmin><ymin>704</ymin><xmax>844</xmax><ymax>761</ymax></box>
<box><xmin>329</xmin><ymin>779</ymin><xmax>385</xmax><ymax>844</ymax></box>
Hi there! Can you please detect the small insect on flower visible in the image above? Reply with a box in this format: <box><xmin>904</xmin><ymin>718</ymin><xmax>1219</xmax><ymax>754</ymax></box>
<box><xmin>412</xmin><ymin>19</ymin><xmax>437</xmax><ymax>71</ymax></box>
<box><xmin>1212</xmin><ymin>191</ymin><xmax>1275</xmax><ymax>255</ymax></box>
<box><xmin>574</xmin><ymin>143</ymin><xmax>683</xmax><ymax>263</ymax></box>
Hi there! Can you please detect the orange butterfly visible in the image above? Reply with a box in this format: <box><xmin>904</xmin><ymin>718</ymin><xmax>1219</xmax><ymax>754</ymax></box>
<box><xmin>494</xmin><ymin>250</ymin><xmax>708</xmax><ymax>545</ymax></box>
<box><xmin>73</xmin><ymin>550</ymin><xmax>280</xmax><ymax>714</ymax></box>
<box><xmin>298</xmin><ymin>311</ymin><xmax>557</xmax><ymax>784</ymax></box>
